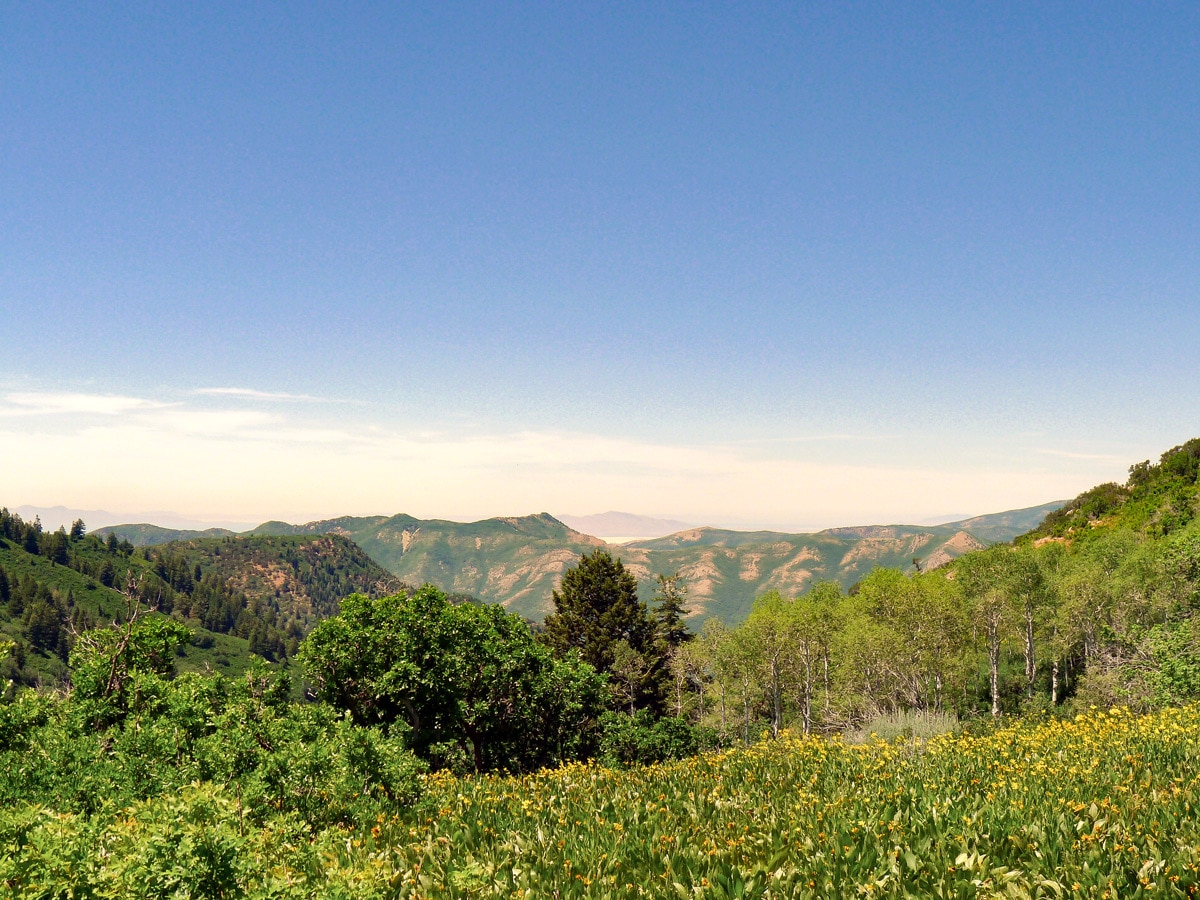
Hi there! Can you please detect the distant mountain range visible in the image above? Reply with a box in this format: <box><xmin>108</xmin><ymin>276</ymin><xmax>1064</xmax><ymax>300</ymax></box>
<box><xmin>554</xmin><ymin>512</ymin><xmax>695</xmax><ymax>539</ymax></box>
<box><xmin>14</xmin><ymin>505</ymin><xmax>254</xmax><ymax>534</ymax></box>
<box><xmin>95</xmin><ymin>501</ymin><xmax>1064</xmax><ymax>625</ymax></box>
<box><xmin>89</xmin><ymin>523</ymin><xmax>239</xmax><ymax>545</ymax></box>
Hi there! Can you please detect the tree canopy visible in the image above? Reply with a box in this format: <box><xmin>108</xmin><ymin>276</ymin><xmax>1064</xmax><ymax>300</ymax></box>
<box><xmin>300</xmin><ymin>585</ymin><xmax>607</xmax><ymax>772</ymax></box>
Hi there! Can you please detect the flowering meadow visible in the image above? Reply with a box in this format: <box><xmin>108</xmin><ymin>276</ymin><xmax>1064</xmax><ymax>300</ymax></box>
<box><xmin>6</xmin><ymin>704</ymin><xmax>1200</xmax><ymax>898</ymax></box>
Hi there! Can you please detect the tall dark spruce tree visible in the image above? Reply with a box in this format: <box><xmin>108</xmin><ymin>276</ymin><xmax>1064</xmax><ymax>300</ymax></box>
<box><xmin>540</xmin><ymin>549</ymin><xmax>667</xmax><ymax>712</ymax></box>
<box><xmin>651</xmin><ymin>572</ymin><xmax>693</xmax><ymax>649</ymax></box>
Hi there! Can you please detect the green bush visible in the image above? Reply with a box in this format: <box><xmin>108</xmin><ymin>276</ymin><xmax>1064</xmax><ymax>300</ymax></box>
<box><xmin>598</xmin><ymin>710</ymin><xmax>717</xmax><ymax>766</ymax></box>
<box><xmin>0</xmin><ymin>662</ymin><xmax>427</xmax><ymax>830</ymax></box>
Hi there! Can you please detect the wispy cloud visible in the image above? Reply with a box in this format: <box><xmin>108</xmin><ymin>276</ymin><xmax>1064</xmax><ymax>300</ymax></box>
<box><xmin>0</xmin><ymin>392</ymin><xmax>172</xmax><ymax>417</ymax></box>
<box><xmin>0</xmin><ymin>387</ymin><xmax>1103</xmax><ymax>527</ymax></box>
<box><xmin>194</xmin><ymin>387</ymin><xmax>326</xmax><ymax>402</ymax></box>
<box><xmin>726</xmin><ymin>434</ymin><xmax>887</xmax><ymax>446</ymax></box>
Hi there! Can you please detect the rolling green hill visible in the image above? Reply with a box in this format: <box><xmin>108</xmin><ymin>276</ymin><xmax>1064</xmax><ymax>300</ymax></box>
<box><xmin>92</xmin><ymin>523</ymin><xmax>237</xmax><ymax>545</ymax></box>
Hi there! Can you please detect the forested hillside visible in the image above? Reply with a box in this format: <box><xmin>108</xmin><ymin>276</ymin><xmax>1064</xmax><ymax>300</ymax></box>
<box><xmin>0</xmin><ymin>511</ymin><xmax>397</xmax><ymax>689</ymax></box>
<box><xmin>92</xmin><ymin>523</ymin><xmax>236</xmax><ymax>545</ymax></box>
<box><xmin>153</xmin><ymin>533</ymin><xmax>396</xmax><ymax>634</ymax></box>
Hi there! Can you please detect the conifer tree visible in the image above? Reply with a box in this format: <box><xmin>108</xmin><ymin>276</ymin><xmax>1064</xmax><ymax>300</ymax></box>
<box><xmin>652</xmin><ymin>572</ymin><xmax>692</xmax><ymax>648</ymax></box>
<box><xmin>541</xmin><ymin>549</ymin><xmax>667</xmax><ymax>711</ymax></box>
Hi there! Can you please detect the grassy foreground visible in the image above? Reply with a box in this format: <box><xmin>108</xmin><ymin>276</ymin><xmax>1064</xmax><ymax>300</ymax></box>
<box><xmin>6</xmin><ymin>706</ymin><xmax>1200</xmax><ymax>898</ymax></box>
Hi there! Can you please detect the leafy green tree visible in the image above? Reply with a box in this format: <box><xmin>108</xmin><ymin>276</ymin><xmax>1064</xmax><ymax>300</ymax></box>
<box><xmin>834</xmin><ymin>589</ymin><xmax>903</xmax><ymax>722</ymax></box>
<box><xmin>437</xmin><ymin>600</ymin><xmax>606</xmax><ymax>772</ymax></box>
<box><xmin>1004</xmin><ymin>545</ymin><xmax>1056</xmax><ymax>700</ymax></box>
<box><xmin>70</xmin><ymin>612</ymin><xmax>192</xmax><ymax>728</ymax></box>
<box><xmin>299</xmin><ymin>587</ymin><xmax>464</xmax><ymax>732</ymax></box>
<box><xmin>849</xmin><ymin>569</ymin><xmax>971</xmax><ymax>717</ymax></box>
<box><xmin>957</xmin><ymin>547</ymin><xmax>1016</xmax><ymax>717</ymax></box>
<box><xmin>300</xmin><ymin>586</ymin><xmax>607</xmax><ymax>772</ymax></box>
<box><xmin>708</xmin><ymin>617</ymin><xmax>763</xmax><ymax>745</ymax></box>
<box><xmin>695</xmin><ymin>618</ymin><xmax>732</xmax><ymax>732</ymax></box>
<box><xmin>786</xmin><ymin>592</ymin><xmax>829</xmax><ymax>733</ymax></box>
<box><xmin>743</xmin><ymin>591</ymin><xmax>795</xmax><ymax>738</ymax></box>
<box><xmin>803</xmin><ymin>581</ymin><xmax>846</xmax><ymax>722</ymax></box>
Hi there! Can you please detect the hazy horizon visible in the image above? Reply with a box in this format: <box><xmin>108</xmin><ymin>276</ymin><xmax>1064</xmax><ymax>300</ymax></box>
<box><xmin>4</xmin><ymin>5</ymin><xmax>1196</xmax><ymax>523</ymax></box>
<box><xmin>11</xmin><ymin>499</ymin><xmax>1067</xmax><ymax>541</ymax></box>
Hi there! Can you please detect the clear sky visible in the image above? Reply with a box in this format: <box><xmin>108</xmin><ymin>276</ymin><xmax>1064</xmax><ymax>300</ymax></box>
<box><xmin>2</xmin><ymin>3</ymin><xmax>1198</xmax><ymax>530</ymax></box>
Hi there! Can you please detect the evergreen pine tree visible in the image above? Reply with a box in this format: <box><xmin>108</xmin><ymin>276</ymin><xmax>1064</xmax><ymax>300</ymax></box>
<box><xmin>541</xmin><ymin>549</ymin><xmax>668</xmax><ymax>711</ymax></box>
<box><xmin>651</xmin><ymin>572</ymin><xmax>693</xmax><ymax>648</ymax></box>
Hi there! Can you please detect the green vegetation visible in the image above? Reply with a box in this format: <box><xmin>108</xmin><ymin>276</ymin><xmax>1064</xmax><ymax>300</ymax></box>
<box><xmin>353</xmin><ymin>705</ymin><xmax>1200</xmax><ymax>897</ymax></box>
<box><xmin>0</xmin><ymin>511</ymin><xmax>397</xmax><ymax>689</ymax></box>
<box><xmin>1036</xmin><ymin>437</ymin><xmax>1200</xmax><ymax>538</ymax></box>
<box><xmin>301</xmin><ymin>586</ymin><xmax>608</xmax><ymax>773</ymax></box>
<box><xmin>0</xmin><ymin>631</ymin><xmax>426</xmax><ymax>853</ymax></box>
<box><xmin>6</xmin><ymin>441</ymin><xmax>1200</xmax><ymax>895</ymax></box>
<box><xmin>6</xmin><ymin>704</ymin><xmax>1200</xmax><ymax>896</ymax></box>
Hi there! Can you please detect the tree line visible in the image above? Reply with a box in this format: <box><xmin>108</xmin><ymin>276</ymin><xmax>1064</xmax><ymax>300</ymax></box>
<box><xmin>663</xmin><ymin>440</ymin><xmax>1200</xmax><ymax>740</ymax></box>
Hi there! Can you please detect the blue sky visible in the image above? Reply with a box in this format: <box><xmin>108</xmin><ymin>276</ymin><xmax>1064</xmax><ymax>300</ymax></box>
<box><xmin>2</xmin><ymin>3</ymin><xmax>1198</xmax><ymax>529</ymax></box>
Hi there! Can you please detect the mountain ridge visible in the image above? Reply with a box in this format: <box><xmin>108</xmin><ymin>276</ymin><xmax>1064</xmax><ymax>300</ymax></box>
<box><xmin>96</xmin><ymin>502</ymin><xmax>1064</xmax><ymax>624</ymax></box>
